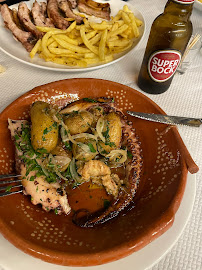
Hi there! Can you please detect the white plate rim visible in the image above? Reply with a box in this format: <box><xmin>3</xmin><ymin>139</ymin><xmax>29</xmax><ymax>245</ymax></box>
<box><xmin>0</xmin><ymin>173</ymin><xmax>196</xmax><ymax>270</ymax></box>
<box><xmin>0</xmin><ymin>0</ymin><xmax>145</xmax><ymax>72</ymax></box>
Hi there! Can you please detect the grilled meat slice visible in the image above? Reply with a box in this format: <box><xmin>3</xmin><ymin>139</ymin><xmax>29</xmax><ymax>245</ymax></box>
<box><xmin>78</xmin><ymin>0</ymin><xmax>110</xmax><ymax>20</ymax></box>
<box><xmin>11</xmin><ymin>8</ymin><xmax>25</xmax><ymax>30</ymax></box>
<box><xmin>57</xmin><ymin>0</ymin><xmax>83</xmax><ymax>24</ymax></box>
<box><xmin>0</xmin><ymin>4</ymin><xmax>36</xmax><ymax>52</ymax></box>
<box><xmin>47</xmin><ymin>0</ymin><xmax>70</xmax><ymax>29</ymax></box>
<box><xmin>31</xmin><ymin>1</ymin><xmax>55</xmax><ymax>27</ymax></box>
<box><xmin>68</xmin><ymin>0</ymin><xmax>77</xmax><ymax>9</ymax></box>
<box><xmin>18</xmin><ymin>2</ymin><xmax>43</xmax><ymax>39</ymax></box>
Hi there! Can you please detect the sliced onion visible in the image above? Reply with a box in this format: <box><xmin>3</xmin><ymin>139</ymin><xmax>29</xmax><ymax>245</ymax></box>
<box><xmin>39</xmin><ymin>160</ymin><xmax>49</xmax><ymax>177</ymax></box>
<box><xmin>69</xmin><ymin>158</ymin><xmax>81</xmax><ymax>183</ymax></box>
<box><xmin>55</xmin><ymin>170</ymin><xmax>69</xmax><ymax>181</ymax></box>
<box><xmin>60</xmin><ymin>121</ymin><xmax>77</xmax><ymax>144</ymax></box>
<box><xmin>60</xmin><ymin>126</ymin><xmax>69</xmax><ymax>143</ymax></box>
<box><xmin>53</xmin><ymin>155</ymin><xmax>71</xmax><ymax>168</ymax></box>
<box><xmin>71</xmin><ymin>133</ymin><xmax>97</xmax><ymax>141</ymax></box>
<box><xmin>106</xmin><ymin>149</ymin><xmax>127</xmax><ymax>164</ymax></box>
<box><xmin>77</xmin><ymin>142</ymin><xmax>91</xmax><ymax>153</ymax></box>
<box><xmin>96</xmin><ymin>117</ymin><xmax>105</xmax><ymax>143</ymax></box>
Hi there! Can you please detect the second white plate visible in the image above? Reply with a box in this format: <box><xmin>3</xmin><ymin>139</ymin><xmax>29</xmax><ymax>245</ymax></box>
<box><xmin>0</xmin><ymin>0</ymin><xmax>145</xmax><ymax>72</ymax></box>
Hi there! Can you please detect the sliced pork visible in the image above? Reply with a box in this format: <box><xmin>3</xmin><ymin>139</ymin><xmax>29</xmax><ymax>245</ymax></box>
<box><xmin>47</xmin><ymin>0</ymin><xmax>70</xmax><ymax>29</ymax></box>
<box><xmin>68</xmin><ymin>0</ymin><xmax>77</xmax><ymax>9</ymax></box>
<box><xmin>18</xmin><ymin>2</ymin><xmax>44</xmax><ymax>39</ymax></box>
<box><xmin>31</xmin><ymin>1</ymin><xmax>55</xmax><ymax>27</ymax></box>
<box><xmin>57</xmin><ymin>0</ymin><xmax>83</xmax><ymax>24</ymax></box>
<box><xmin>0</xmin><ymin>4</ymin><xmax>36</xmax><ymax>52</ymax></box>
<box><xmin>78</xmin><ymin>0</ymin><xmax>111</xmax><ymax>20</ymax></box>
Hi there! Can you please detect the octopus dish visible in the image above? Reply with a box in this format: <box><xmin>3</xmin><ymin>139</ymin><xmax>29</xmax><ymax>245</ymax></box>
<box><xmin>8</xmin><ymin>97</ymin><xmax>142</xmax><ymax>227</ymax></box>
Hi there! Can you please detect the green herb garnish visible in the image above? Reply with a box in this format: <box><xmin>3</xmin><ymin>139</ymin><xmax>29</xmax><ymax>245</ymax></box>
<box><xmin>5</xmin><ymin>185</ymin><xmax>12</xmax><ymax>192</ymax></box>
<box><xmin>88</xmin><ymin>143</ymin><xmax>96</xmax><ymax>153</ymax></box>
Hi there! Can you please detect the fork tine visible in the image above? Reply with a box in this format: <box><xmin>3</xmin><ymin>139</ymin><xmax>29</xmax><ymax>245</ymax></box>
<box><xmin>0</xmin><ymin>174</ymin><xmax>23</xmax><ymax>197</ymax></box>
<box><xmin>0</xmin><ymin>184</ymin><xmax>22</xmax><ymax>191</ymax></box>
<box><xmin>0</xmin><ymin>174</ymin><xmax>21</xmax><ymax>179</ymax></box>
<box><xmin>0</xmin><ymin>190</ymin><xmax>23</xmax><ymax>197</ymax></box>
<box><xmin>0</xmin><ymin>179</ymin><xmax>22</xmax><ymax>184</ymax></box>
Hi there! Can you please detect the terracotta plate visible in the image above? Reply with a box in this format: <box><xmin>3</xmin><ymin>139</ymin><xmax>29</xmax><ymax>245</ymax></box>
<box><xmin>0</xmin><ymin>78</ymin><xmax>197</xmax><ymax>266</ymax></box>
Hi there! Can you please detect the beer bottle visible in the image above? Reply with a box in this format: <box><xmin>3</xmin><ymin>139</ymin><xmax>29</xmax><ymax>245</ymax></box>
<box><xmin>137</xmin><ymin>0</ymin><xmax>194</xmax><ymax>94</ymax></box>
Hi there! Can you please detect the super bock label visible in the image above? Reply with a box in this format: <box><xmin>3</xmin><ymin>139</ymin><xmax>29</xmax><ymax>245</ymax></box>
<box><xmin>148</xmin><ymin>50</ymin><xmax>181</xmax><ymax>83</ymax></box>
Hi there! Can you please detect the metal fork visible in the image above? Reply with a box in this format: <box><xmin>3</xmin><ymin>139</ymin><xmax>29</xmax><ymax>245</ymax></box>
<box><xmin>0</xmin><ymin>174</ymin><xmax>22</xmax><ymax>197</ymax></box>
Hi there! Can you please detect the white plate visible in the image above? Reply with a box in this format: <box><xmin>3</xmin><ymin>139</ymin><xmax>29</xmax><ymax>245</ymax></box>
<box><xmin>0</xmin><ymin>0</ymin><xmax>145</xmax><ymax>72</ymax></box>
<box><xmin>0</xmin><ymin>173</ymin><xmax>196</xmax><ymax>270</ymax></box>
<box><xmin>194</xmin><ymin>0</ymin><xmax>202</xmax><ymax>11</ymax></box>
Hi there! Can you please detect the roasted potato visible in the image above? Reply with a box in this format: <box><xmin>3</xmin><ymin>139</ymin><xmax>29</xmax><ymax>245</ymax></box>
<box><xmin>64</xmin><ymin>111</ymin><xmax>93</xmax><ymax>135</ymax></box>
<box><xmin>72</xmin><ymin>137</ymin><xmax>97</xmax><ymax>161</ymax></box>
<box><xmin>31</xmin><ymin>101</ymin><xmax>58</xmax><ymax>152</ymax></box>
<box><xmin>89</xmin><ymin>106</ymin><xmax>104</xmax><ymax>127</ymax></box>
<box><xmin>98</xmin><ymin>112</ymin><xmax>122</xmax><ymax>155</ymax></box>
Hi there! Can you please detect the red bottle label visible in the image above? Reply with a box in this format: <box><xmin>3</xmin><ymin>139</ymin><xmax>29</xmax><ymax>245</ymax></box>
<box><xmin>173</xmin><ymin>0</ymin><xmax>194</xmax><ymax>4</ymax></box>
<box><xmin>148</xmin><ymin>50</ymin><xmax>181</xmax><ymax>82</ymax></box>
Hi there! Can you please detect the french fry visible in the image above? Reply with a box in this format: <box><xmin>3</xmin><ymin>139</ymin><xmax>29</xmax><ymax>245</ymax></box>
<box><xmin>121</xmin><ymin>11</ymin><xmax>131</xmax><ymax>24</ymax></box>
<box><xmin>54</xmin><ymin>34</ymin><xmax>79</xmax><ymax>45</ymax></box>
<box><xmin>53</xmin><ymin>35</ymin><xmax>90</xmax><ymax>53</ymax></box>
<box><xmin>49</xmin><ymin>47</ymin><xmax>75</xmax><ymax>55</ymax></box>
<box><xmin>84</xmin><ymin>52</ymin><xmax>97</xmax><ymax>59</ymax></box>
<box><xmin>36</xmin><ymin>26</ymin><xmax>57</xmax><ymax>32</ymax></box>
<box><xmin>99</xmin><ymin>29</ymin><xmax>108</xmax><ymax>61</ymax></box>
<box><xmin>89</xmin><ymin>32</ymin><xmax>102</xmax><ymax>45</ymax></box>
<box><xmin>30</xmin><ymin>39</ymin><xmax>42</xmax><ymax>59</ymax></box>
<box><xmin>90</xmin><ymin>21</ymin><xmax>112</xmax><ymax>31</ymax></box>
<box><xmin>107</xmin><ymin>39</ymin><xmax>130</xmax><ymax>48</ymax></box>
<box><xmin>112</xmin><ymin>10</ymin><xmax>122</xmax><ymax>22</ymax></box>
<box><xmin>123</xmin><ymin>5</ymin><xmax>131</xmax><ymax>13</ymax></box>
<box><xmin>128</xmin><ymin>13</ymin><xmax>139</xmax><ymax>38</ymax></box>
<box><xmin>48</xmin><ymin>40</ymin><xmax>58</xmax><ymax>49</ymax></box>
<box><xmin>41</xmin><ymin>31</ymin><xmax>56</xmax><ymax>58</ymax></box>
<box><xmin>108</xmin><ymin>24</ymin><xmax>128</xmax><ymax>38</ymax></box>
<box><xmin>80</xmin><ymin>26</ymin><xmax>99</xmax><ymax>55</ymax></box>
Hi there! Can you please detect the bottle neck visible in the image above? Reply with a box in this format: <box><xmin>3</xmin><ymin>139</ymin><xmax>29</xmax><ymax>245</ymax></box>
<box><xmin>164</xmin><ymin>0</ymin><xmax>193</xmax><ymax>20</ymax></box>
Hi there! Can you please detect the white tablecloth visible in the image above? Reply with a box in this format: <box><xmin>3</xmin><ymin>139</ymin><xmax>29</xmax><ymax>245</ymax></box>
<box><xmin>0</xmin><ymin>0</ymin><xmax>202</xmax><ymax>269</ymax></box>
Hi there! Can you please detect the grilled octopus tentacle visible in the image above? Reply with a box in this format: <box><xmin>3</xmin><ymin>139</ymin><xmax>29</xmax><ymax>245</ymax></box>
<box><xmin>61</xmin><ymin>98</ymin><xmax>142</xmax><ymax>227</ymax></box>
<box><xmin>73</xmin><ymin>118</ymin><xmax>142</xmax><ymax>227</ymax></box>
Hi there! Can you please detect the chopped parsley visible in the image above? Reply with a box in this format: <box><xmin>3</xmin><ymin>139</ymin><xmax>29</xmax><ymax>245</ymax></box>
<box><xmin>102</xmin><ymin>121</ymin><xmax>116</xmax><ymax>147</ymax></box>
<box><xmin>5</xmin><ymin>185</ymin><xmax>12</xmax><ymax>193</ymax></box>
<box><xmin>88</xmin><ymin>143</ymin><xmax>96</xmax><ymax>153</ymax></box>
<box><xmin>14</xmin><ymin>124</ymin><xmax>58</xmax><ymax>183</ymax></box>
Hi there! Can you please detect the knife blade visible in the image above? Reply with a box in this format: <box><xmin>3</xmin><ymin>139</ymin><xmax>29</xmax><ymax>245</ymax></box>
<box><xmin>127</xmin><ymin>111</ymin><xmax>202</xmax><ymax>127</ymax></box>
